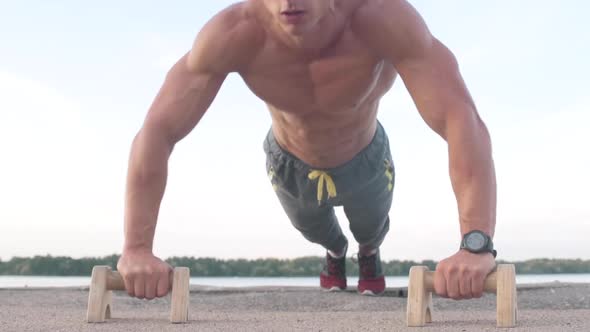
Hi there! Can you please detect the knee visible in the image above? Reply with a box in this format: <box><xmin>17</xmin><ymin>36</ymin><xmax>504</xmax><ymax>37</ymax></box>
<box><xmin>350</xmin><ymin>216</ymin><xmax>390</xmax><ymax>247</ymax></box>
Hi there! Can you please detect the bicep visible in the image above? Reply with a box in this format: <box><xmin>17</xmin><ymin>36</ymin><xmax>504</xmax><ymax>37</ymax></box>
<box><xmin>142</xmin><ymin>53</ymin><xmax>227</xmax><ymax>144</ymax></box>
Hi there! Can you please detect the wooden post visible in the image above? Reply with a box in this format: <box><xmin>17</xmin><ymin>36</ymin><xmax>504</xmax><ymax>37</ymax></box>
<box><xmin>87</xmin><ymin>266</ymin><xmax>113</xmax><ymax>323</ymax></box>
<box><xmin>496</xmin><ymin>264</ymin><xmax>517</xmax><ymax>328</ymax></box>
<box><xmin>406</xmin><ymin>264</ymin><xmax>517</xmax><ymax>328</ymax></box>
<box><xmin>407</xmin><ymin>266</ymin><xmax>433</xmax><ymax>327</ymax></box>
<box><xmin>87</xmin><ymin>265</ymin><xmax>190</xmax><ymax>323</ymax></box>
<box><xmin>170</xmin><ymin>267</ymin><xmax>190</xmax><ymax>323</ymax></box>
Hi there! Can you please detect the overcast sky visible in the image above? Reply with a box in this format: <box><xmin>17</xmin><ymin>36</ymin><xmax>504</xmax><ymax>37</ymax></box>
<box><xmin>1</xmin><ymin>1</ymin><xmax>588</xmax><ymax>262</ymax></box>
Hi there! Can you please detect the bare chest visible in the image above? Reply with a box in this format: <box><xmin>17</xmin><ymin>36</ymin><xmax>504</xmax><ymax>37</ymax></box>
<box><xmin>240</xmin><ymin>31</ymin><xmax>396</xmax><ymax>112</ymax></box>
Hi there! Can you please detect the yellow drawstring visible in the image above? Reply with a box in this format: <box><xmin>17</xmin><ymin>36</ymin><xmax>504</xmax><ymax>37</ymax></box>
<box><xmin>308</xmin><ymin>170</ymin><xmax>337</xmax><ymax>204</ymax></box>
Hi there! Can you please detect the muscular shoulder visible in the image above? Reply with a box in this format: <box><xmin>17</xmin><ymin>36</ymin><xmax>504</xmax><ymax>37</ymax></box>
<box><xmin>351</xmin><ymin>0</ymin><xmax>433</xmax><ymax>63</ymax></box>
<box><xmin>187</xmin><ymin>2</ymin><xmax>265</xmax><ymax>74</ymax></box>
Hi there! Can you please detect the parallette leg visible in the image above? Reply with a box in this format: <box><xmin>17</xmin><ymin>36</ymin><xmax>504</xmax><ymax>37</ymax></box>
<box><xmin>170</xmin><ymin>267</ymin><xmax>190</xmax><ymax>323</ymax></box>
<box><xmin>87</xmin><ymin>266</ymin><xmax>113</xmax><ymax>323</ymax></box>
<box><xmin>407</xmin><ymin>266</ymin><xmax>433</xmax><ymax>327</ymax></box>
<box><xmin>496</xmin><ymin>264</ymin><xmax>517</xmax><ymax>328</ymax></box>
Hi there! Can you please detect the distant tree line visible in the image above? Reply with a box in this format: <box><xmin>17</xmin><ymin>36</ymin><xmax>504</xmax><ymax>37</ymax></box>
<box><xmin>0</xmin><ymin>255</ymin><xmax>589</xmax><ymax>276</ymax></box>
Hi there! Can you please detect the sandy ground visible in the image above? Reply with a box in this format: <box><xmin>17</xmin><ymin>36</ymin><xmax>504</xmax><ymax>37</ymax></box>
<box><xmin>1</xmin><ymin>283</ymin><xmax>589</xmax><ymax>331</ymax></box>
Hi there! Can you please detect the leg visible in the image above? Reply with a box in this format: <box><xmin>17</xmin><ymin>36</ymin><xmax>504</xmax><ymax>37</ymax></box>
<box><xmin>342</xmin><ymin>162</ymin><xmax>393</xmax><ymax>253</ymax></box>
<box><xmin>341</xmin><ymin>122</ymin><xmax>394</xmax><ymax>253</ymax></box>
<box><xmin>274</xmin><ymin>189</ymin><xmax>348</xmax><ymax>253</ymax></box>
<box><xmin>170</xmin><ymin>267</ymin><xmax>190</xmax><ymax>324</ymax></box>
<box><xmin>268</xmin><ymin>160</ymin><xmax>349</xmax><ymax>291</ymax></box>
<box><xmin>264</xmin><ymin>130</ymin><xmax>350</xmax><ymax>291</ymax></box>
<box><xmin>407</xmin><ymin>266</ymin><xmax>434</xmax><ymax>327</ymax></box>
<box><xmin>341</xmin><ymin>132</ymin><xmax>394</xmax><ymax>295</ymax></box>
<box><xmin>496</xmin><ymin>264</ymin><xmax>517</xmax><ymax>328</ymax></box>
<box><xmin>87</xmin><ymin>266</ymin><xmax>113</xmax><ymax>323</ymax></box>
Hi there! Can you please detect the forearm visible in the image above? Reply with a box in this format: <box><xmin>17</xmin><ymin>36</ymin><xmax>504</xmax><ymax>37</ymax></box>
<box><xmin>447</xmin><ymin>110</ymin><xmax>497</xmax><ymax>237</ymax></box>
<box><xmin>123</xmin><ymin>129</ymin><xmax>173</xmax><ymax>253</ymax></box>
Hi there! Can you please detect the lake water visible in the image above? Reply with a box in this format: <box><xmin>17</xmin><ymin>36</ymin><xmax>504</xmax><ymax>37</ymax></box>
<box><xmin>1</xmin><ymin>274</ymin><xmax>589</xmax><ymax>288</ymax></box>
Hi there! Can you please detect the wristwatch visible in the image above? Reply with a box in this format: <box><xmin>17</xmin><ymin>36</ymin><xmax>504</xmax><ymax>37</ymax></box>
<box><xmin>460</xmin><ymin>230</ymin><xmax>497</xmax><ymax>258</ymax></box>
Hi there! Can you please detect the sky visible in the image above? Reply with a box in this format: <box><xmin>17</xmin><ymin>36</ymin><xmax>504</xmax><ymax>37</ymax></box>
<box><xmin>0</xmin><ymin>1</ymin><xmax>589</xmax><ymax>262</ymax></box>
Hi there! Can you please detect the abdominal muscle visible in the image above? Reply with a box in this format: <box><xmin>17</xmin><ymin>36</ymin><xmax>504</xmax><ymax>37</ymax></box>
<box><xmin>268</xmin><ymin>101</ymin><xmax>380</xmax><ymax>169</ymax></box>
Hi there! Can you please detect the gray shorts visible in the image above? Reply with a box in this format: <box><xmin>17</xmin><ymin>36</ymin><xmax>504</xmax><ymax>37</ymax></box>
<box><xmin>263</xmin><ymin>121</ymin><xmax>394</xmax><ymax>252</ymax></box>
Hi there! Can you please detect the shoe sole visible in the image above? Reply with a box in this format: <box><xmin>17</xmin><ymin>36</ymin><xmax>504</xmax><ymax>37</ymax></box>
<box><xmin>359</xmin><ymin>289</ymin><xmax>384</xmax><ymax>296</ymax></box>
<box><xmin>322</xmin><ymin>286</ymin><xmax>346</xmax><ymax>292</ymax></box>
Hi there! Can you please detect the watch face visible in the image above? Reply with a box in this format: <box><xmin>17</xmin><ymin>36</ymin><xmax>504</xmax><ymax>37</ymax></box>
<box><xmin>466</xmin><ymin>232</ymin><xmax>486</xmax><ymax>250</ymax></box>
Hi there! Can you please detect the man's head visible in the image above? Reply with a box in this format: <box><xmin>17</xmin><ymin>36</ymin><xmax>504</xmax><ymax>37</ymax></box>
<box><xmin>261</xmin><ymin>0</ymin><xmax>335</xmax><ymax>35</ymax></box>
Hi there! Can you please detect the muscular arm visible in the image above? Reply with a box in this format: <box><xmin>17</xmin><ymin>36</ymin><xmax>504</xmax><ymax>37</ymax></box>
<box><xmin>355</xmin><ymin>0</ymin><xmax>496</xmax><ymax>238</ymax></box>
<box><xmin>355</xmin><ymin>0</ymin><xmax>497</xmax><ymax>299</ymax></box>
<box><xmin>124</xmin><ymin>5</ymin><xmax>258</xmax><ymax>253</ymax></box>
<box><xmin>397</xmin><ymin>36</ymin><xmax>497</xmax><ymax>238</ymax></box>
<box><xmin>123</xmin><ymin>55</ymin><xmax>226</xmax><ymax>252</ymax></box>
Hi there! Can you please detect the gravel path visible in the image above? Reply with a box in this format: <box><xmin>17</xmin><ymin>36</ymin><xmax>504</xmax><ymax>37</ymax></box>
<box><xmin>1</xmin><ymin>283</ymin><xmax>588</xmax><ymax>331</ymax></box>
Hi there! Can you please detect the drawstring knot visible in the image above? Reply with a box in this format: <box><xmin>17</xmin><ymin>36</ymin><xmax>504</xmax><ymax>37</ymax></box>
<box><xmin>308</xmin><ymin>170</ymin><xmax>337</xmax><ymax>204</ymax></box>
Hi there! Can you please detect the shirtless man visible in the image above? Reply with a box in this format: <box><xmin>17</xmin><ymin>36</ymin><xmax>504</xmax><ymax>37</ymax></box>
<box><xmin>117</xmin><ymin>0</ymin><xmax>497</xmax><ymax>299</ymax></box>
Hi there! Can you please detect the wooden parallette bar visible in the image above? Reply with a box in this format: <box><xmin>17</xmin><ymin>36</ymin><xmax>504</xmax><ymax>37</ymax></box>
<box><xmin>406</xmin><ymin>264</ymin><xmax>517</xmax><ymax>328</ymax></box>
<box><xmin>86</xmin><ymin>265</ymin><xmax>190</xmax><ymax>324</ymax></box>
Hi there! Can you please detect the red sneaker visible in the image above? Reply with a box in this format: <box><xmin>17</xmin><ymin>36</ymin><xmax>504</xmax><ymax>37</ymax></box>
<box><xmin>357</xmin><ymin>249</ymin><xmax>385</xmax><ymax>296</ymax></box>
<box><xmin>320</xmin><ymin>253</ymin><xmax>347</xmax><ymax>291</ymax></box>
